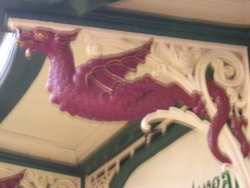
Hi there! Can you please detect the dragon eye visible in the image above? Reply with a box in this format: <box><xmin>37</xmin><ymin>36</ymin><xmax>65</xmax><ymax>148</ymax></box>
<box><xmin>34</xmin><ymin>32</ymin><xmax>48</xmax><ymax>41</ymax></box>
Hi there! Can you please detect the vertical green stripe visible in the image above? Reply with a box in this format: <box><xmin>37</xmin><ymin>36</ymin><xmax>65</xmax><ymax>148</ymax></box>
<box><xmin>0</xmin><ymin>46</ymin><xmax>45</xmax><ymax>122</ymax></box>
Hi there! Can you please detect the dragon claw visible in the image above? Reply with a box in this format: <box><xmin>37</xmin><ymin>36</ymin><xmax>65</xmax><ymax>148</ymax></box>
<box><xmin>191</xmin><ymin>93</ymin><xmax>207</xmax><ymax>117</ymax></box>
<box><xmin>241</xmin><ymin>142</ymin><xmax>250</xmax><ymax>157</ymax></box>
<box><xmin>230</xmin><ymin>116</ymin><xmax>250</xmax><ymax>157</ymax></box>
<box><xmin>240</xmin><ymin>117</ymin><xmax>248</xmax><ymax>127</ymax></box>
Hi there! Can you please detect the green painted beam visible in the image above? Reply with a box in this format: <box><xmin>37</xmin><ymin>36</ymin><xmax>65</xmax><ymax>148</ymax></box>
<box><xmin>0</xmin><ymin>0</ymin><xmax>120</xmax><ymax>31</ymax></box>
<box><xmin>0</xmin><ymin>0</ymin><xmax>70</xmax><ymax>31</ymax></box>
<box><xmin>69</xmin><ymin>0</ymin><xmax>120</xmax><ymax>15</ymax></box>
<box><xmin>81</xmin><ymin>176</ymin><xmax>85</xmax><ymax>188</ymax></box>
<box><xmin>77</xmin><ymin>120</ymin><xmax>143</xmax><ymax>175</ymax></box>
<box><xmin>0</xmin><ymin>151</ymin><xmax>80</xmax><ymax>177</ymax></box>
<box><xmin>5</xmin><ymin>8</ymin><xmax>250</xmax><ymax>45</ymax></box>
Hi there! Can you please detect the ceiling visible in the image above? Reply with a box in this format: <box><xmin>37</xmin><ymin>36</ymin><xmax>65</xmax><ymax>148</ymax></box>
<box><xmin>0</xmin><ymin>0</ymin><xmax>249</xmax><ymax>169</ymax></box>
<box><xmin>110</xmin><ymin>0</ymin><xmax>250</xmax><ymax>26</ymax></box>
<box><xmin>2</xmin><ymin>19</ymin><xmax>128</xmax><ymax>166</ymax></box>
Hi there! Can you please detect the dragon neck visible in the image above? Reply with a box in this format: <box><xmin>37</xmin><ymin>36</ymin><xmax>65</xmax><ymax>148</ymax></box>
<box><xmin>47</xmin><ymin>46</ymin><xmax>75</xmax><ymax>92</ymax></box>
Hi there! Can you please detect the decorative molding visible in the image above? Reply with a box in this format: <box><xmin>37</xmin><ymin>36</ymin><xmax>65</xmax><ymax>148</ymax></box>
<box><xmin>140</xmin><ymin>42</ymin><xmax>250</xmax><ymax>187</ymax></box>
<box><xmin>20</xmin><ymin>171</ymin><xmax>79</xmax><ymax>188</ymax></box>
<box><xmin>2</xmin><ymin>13</ymin><xmax>248</xmax><ymax>186</ymax></box>
<box><xmin>0</xmin><ymin>162</ymin><xmax>80</xmax><ymax>188</ymax></box>
<box><xmin>78</xmin><ymin>120</ymin><xmax>143</xmax><ymax>176</ymax></box>
<box><xmin>85</xmin><ymin>130</ymin><xmax>157</xmax><ymax>188</ymax></box>
<box><xmin>85</xmin><ymin>33</ymin><xmax>250</xmax><ymax>187</ymax></box>
<box><xmin>86</xmin><ymin>124</ymin><xmax>190</xmax><ymax>188</ymax></box>
<box><xmin>0</xmin><ymin>151</ymin><xmax>79</xmax><ymax>177</ymax></box>
<box><xmin>0</xmin><ymin>129</ymin><xmax>78</xmax><ymax>165</ymax></box>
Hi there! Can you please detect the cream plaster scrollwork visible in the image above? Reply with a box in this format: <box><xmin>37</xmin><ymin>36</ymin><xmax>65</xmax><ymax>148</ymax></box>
<box><xmin>148</xmin><ymin>42</ymin><xmax>208</xmax><ymax>92</ymax></box>
<box><xmin>19</xmin><ymin>170</ymin><xmax>79</xmax><ymax>188</ymax></box>
<box><xmin>211</xmin><ymin>54</ymin><xmax>247</xmax><ymax>118</ymax></box>
<box><xmin>141</xmin><ymin>41</ymin><xmax>250</xmax><ymax>187</ymax></box>
<box><xmin>0</xmin><ymin>163</ymin><xmax>80</xmax><ymax>188</ymax></box>
<box><xmin>84</xmin><ymin>38</ymin><xmax>250</xmax><ymax>188</ymax></box>
<box><xmin>143</xmin><ymin>41</ymin><xmax>248</xmax><ymax>121</ymax></box>
<box><xmin>86</xmin><ymin>136</ymin><xmax>146</xmax><ymax>188</ymax></box>
<box><xmin>49</xmin><ymin>179</ymin><xmax>78</xmax><ymax>188</ymax></box>
<box><xmin>85</xmin><ymin>34</ymin><xmax>141</xmax><ymax>58</ymax></box>
<box><xmin>86</xmin><ymin>42</ymin><xmax>103</xmax><ymax>57</ymax></box>
<box><xmin>88</xmin><ymin>166</ymin><xmax>118</xmax><ymax>188</ymax></box>
<box><xmin>194</xmin><ymin>50</ymin><xmax>246</xmax><ymax>116</ymax></box>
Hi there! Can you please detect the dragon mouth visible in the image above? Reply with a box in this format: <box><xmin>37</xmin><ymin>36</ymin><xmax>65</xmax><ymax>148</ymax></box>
<box><xmin>16</xmin><ymin>28</ymin><xmax>34</xmax><ymax>58</ymax></box>
<box><xmin>16</xmin><ymin>40</ymin><xmax>33</xmax><ymax>58</ymax></box>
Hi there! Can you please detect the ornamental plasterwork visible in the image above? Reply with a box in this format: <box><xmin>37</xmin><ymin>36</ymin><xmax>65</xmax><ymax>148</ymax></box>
<box><xmin>7</xmin><ymin>19</ymin><xmax>250</xmax><ymax>187</ymax></box>
<box><xmin>88</xmin><ymin>165</ymin><xmax>118</xmax><ymax>188</ymax></box>
<box><xmin>86</xmin><ymin>137</ymin><xmax>146</xmax><ymax>188</ymax></box>
<box><xmin>142</xmin><ymin>41</ymin><xmax>250</xmax><ymax>187</ymax></box>
<box><xmin>0</xmin><ymin>162</ymin><xmax>80</xmax><ymax>188</ymax></box>
<box><xmin>83</xmin><ymin>33</ymin><xmax>250</xmax><ymax>187</ymax></box>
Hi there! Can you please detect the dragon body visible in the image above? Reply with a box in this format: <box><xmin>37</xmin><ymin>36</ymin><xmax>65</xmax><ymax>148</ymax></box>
<box><xmin>16</xmin><ymin>28</ymin><xmax>249</xmax><ymax>163</ymax></box>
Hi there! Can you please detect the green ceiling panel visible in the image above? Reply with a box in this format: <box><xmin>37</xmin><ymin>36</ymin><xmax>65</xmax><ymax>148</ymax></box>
<box><xmin>0</xmin><ymin>46</ymin><xmax>45</xmax><ymax>122</ymax></box>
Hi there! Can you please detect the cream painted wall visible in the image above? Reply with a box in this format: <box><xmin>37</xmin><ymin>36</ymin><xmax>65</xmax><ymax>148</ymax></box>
<box><xmin>125</xmin><ymin>131</ymin><xmax>235</xmax><ymax>187</ymax></box>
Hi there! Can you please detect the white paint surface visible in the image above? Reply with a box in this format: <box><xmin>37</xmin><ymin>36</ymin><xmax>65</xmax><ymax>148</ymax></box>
<box><xmin>125</xmin><ymin>131</ymin><xmax>227</xmax><ymax>188</ymax></box>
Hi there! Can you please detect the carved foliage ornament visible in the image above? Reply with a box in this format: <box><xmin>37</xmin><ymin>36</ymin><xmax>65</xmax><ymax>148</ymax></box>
<box><xmin>0</xmin><ymin>165</ymin><xmax>79</xmax><ymax>188</ymax></box>
<box><xmin>16</xmin><ymin>27</ymin><xmax>250</xmax><ymax>187</ymax></box>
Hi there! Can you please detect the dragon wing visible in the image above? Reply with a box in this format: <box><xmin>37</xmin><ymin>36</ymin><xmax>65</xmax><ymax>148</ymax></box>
<box><xmin>84</xmin><ymin>38</ymin><xmax>153</xmax><ymax>93</ymax></box>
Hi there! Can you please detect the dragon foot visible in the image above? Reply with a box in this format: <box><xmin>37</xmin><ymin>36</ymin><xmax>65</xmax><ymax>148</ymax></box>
<box><xmin>230</xmin><ymin>116</ymin><xmax>250</xmax><ymax>157</ymax></box>
<box><xmin>191</xmin><ymin>93</ymin><xmax>207</xmax><ymax>117</ymax></box>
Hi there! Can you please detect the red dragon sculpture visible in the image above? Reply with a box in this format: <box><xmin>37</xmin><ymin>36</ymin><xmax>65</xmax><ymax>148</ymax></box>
<box><xmin>16</xmin><ymin>27</ymin><xmax>249</xmax><ymax>163</ymax></box>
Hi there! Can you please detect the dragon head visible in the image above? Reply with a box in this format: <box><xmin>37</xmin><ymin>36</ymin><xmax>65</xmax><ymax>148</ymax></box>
<box><xmin>16</xmin><ymin>27</ymin><xmax>80</xmax><ymax>58</ymax></box>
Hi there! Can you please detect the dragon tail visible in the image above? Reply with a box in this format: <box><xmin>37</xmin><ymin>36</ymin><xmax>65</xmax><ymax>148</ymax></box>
<box><xmin>230</xmin><ymin>116</ymin><xmax>250</xmax><ymax>157</ymax></box>
<box><xmin>206</xmin><ymin>79</ymin><xmax>231</xmax><ymax>163</ymax></box>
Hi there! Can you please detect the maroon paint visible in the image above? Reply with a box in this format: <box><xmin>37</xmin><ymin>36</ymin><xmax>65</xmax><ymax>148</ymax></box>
<box><xmin>0</xmin><ymin>170</ymin><xmax>25</xmax><ymax>188</ymax></box>
<box><xmin>16</xmin><ymin>28</ymin><xmax>249</xmax><ymax>163</ymax></box>
<box><xmin>207</xmin><ymin>80</ymin><xmax>249</xmax><ymax>163</ymax></box>
<box><xmin>230</xmin><ymin>116</ymin><xmax>249</xmax><ymax>157</ymax></box>
<box><xmin>206</xmin><ymin>79</ymin><xmax>231</xmax><ymax>163</ymax></box>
